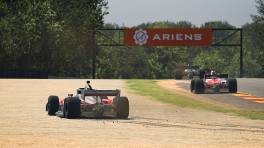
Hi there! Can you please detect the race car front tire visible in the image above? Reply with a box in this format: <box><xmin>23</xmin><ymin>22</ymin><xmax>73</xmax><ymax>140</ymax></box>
<box><xmin>114</xmin><ymin>97</ymin><xmax>129</xmax><ymax>119</ymax></box>
<box><xmin>64</xmin><ymin>97</ymin><xmax>80</xmax><ymax>119</ymax></box>
<box><xmin>47</xmin><ymin>95</ymin><xmax>59</xmax><ymax>115</ymax></box>
<box><xmin>228</xmin><ymin>79</ymin><xmax>237</xmax><ymax>93</ymax></box>
<box><xmin>193</xmin><ymin>79</ymin><xmax>204</xmax><ymax>94</ymax></box>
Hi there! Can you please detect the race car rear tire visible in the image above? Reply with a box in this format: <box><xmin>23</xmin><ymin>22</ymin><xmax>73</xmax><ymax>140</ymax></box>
<box><xmin>228</xmin><ymin>79</ymin><xmax>237</xmax><ymax>93</ymax></box>
<box><xmin>190</xmin><ymin>79</ymin><xmax>195</xmax><ymax>92</ymax></box>
<box><xmin>64</xmin><ymin>97</ymin><xmax>80</xmax><ymax>119</ymax></box>
<box><xmin>47</xmin><ymin>95</ymin><xmax>59</xmax><ymax>115</ymax></box>
<box><xmin>199</xmin><ymin>70</ymin><xmax>205</xmax><ymax>79</ymax></box>
<box><xmin>114</xmin><ymin>97</ymin><xmax>129</xmax><ymax>119</ymax></box>
<box><xmin>193</xmin><ymin>79</ymin><xmax>204</xmax><ymax>94</ymax></box>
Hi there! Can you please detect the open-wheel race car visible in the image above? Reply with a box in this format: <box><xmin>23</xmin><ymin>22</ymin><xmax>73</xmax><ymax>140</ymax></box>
<box><xmin>190</xmin><ymin>73</ymin><xmax>237</xmax><ymax>94</ymax></box>
<box><xmin>46</xmin><ymin>81</ymin><xmax>129</xmax><ymax>119</ymax></box>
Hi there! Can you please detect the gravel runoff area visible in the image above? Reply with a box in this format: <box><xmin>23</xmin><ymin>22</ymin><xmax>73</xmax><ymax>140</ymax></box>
<box><xmin>0</xmin><ymin>79</ymin><xmax>264</xmax><ymax>148</ymax></box>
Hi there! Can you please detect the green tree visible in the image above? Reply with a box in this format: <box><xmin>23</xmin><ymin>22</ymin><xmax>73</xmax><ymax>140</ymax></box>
<box><xmin>248</xmin><ymin>0</ymin><xmax>264</xmax><ymax>77</ymax></box>
<box><xmin>0</xmin><ymin>0</ymin><xmax>108</xmax><ymax>78</ymax></box>
<box><xmin>51</xmin><ymin>0</ymin><xmax>108</xmax><ymax>77</ymax></box>
<box><xmin>0</xmin><ymin>0</ymin><xmax>61</xmax><ymax>73</ymax></box>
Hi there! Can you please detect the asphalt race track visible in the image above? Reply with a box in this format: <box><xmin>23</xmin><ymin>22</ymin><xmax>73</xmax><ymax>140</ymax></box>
<box><xmin>176</xmin><ymin>78</ymin><xmax>264</xmax><ymax>111</ymax></box>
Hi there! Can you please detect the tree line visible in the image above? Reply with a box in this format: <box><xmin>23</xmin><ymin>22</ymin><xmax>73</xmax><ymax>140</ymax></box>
<box><xmin>0</xmin><ymin>0</ymin><xmax>263</xmax><ymax>78</ymax></box>
<box><xmin>0</xmin><ymin>0</ymin><xmax>108</xmax><ymax>77</ymax></box>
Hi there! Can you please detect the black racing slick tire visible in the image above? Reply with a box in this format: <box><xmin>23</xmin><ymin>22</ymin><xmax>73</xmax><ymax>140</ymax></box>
<box><xmin>199</xmin><ymin>70</ymin><xmax>205</xmax><ymax>79</ymax></box>
<box><xmin>190</xmin><ymin>79</ymin><xmax>195</xmax><ymax>92</ymax></box>
<box><xmin>114</xmin><ymin>97</ymin><xmax>129</xmax><ymax>119</ymax></box>
<box><xmin>64</xmin><ymin>97</ymin><xmax>80</xmax><ymax>119</ymax></box>
<box><xmin>47</xmin><ymin>95</ymin><xmax>59</xmax><ymax>115</ymax></box>
<box><xmin>228</xmin><ymin>79</ymin><xmax>237</xmax><ymax>93</ymax></box>
<box><xmin>193</xmin><ymin>79</ymin><xmax>204</xmax><ymax>94</ymax></box>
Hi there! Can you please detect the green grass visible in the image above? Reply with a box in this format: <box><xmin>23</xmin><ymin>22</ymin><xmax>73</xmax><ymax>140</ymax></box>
<box><xmin>126</xmin><ymin>80</ymin><xmax>264</xmax><ymax>120</ymax></box>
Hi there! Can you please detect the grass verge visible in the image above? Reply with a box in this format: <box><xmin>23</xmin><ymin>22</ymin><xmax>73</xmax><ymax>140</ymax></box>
<box><xmin>127</xmin><ymin>80</ymin><xmax>264</xmax><ymax>120</ymax></box>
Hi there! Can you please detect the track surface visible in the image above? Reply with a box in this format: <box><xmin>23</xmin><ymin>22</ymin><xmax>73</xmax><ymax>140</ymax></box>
<box><xmin>237</xmin><ymin>78</ymin><xmax>264</xmax><ymax>98</ymax></box>
<box><xmin>175</xmin><ymin>78</ymin><xmax>264</xmax><ymax>111</ymax></box>
<box><xmin>1</xmin><ymin>79</ymin><xmax>264</xmax><ymax>148</ymax></box>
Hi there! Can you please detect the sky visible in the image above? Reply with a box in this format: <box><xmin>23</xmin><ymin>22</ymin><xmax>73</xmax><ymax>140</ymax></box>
<box><xmin>104</xmin><ymin>0</ymin><xmax>258</xmax><ymax>27</ymax></box>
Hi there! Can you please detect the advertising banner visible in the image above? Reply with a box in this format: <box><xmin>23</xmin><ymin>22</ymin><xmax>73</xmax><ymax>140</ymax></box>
<box><xmin>124</xmin><ymin>28</ymin><xmax>212</xmax><ymax>46</ymax></box>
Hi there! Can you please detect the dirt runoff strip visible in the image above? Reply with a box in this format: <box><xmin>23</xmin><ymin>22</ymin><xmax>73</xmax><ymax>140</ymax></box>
<box><xmin>0</xmin><ymin>79</ymin><xmax>264</xmax><ymax>148</ymax></box>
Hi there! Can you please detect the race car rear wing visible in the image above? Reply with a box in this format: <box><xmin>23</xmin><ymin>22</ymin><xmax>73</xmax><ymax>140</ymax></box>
<box><xmin>219</xmin><ymin>74</ymin><xmax>228</xmax><ymax>78</ymax></box>
<box><xmin>204</xmin><ymin>74</ymin><xmax>229</xmax><ymax>79</ymax></box>
<box><xmin>84</xmin><ymin>89</ymin><xmax>120</xmax><ymax>97</ymax></box>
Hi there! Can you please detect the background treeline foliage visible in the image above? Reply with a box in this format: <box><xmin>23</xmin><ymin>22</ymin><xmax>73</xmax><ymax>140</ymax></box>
<box><xmin>0</xmin><ymin>0</ymin><xmax>263</xmax><ymax>78</ymax></box>
<box><xmin>0</xmin><ymin>0</ymin><xmax>108</xmax><ymax>77</ymax></box>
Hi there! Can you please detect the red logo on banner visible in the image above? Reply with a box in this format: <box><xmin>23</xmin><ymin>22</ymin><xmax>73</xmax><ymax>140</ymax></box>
<box><xmin>124</xmin><ymin>28</ymin><xmax>212</xmax><ymax>46</ymax></box>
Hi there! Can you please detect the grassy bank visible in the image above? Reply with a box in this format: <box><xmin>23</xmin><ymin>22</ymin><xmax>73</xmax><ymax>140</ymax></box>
<box><xmin>126</xmin><ymin>80</ymin><xmax>264</xmax><ymax>120</ymax></box>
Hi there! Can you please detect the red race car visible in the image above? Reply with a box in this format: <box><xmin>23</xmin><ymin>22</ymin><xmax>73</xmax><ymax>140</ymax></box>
<box><xmin>46</xmin><ymin>81</ymin><xmax>129</xmax><ymax>119</ymax></box>
<box><xmin>191</xmin><ymin>73</ymin><xmax>237</xmax><ymax>94</ymax></box>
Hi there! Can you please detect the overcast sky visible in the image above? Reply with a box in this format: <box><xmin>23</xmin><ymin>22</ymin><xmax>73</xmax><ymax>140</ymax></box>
<box><xmin>104</xmin><ymin>0</ymin><xmax>258</xmax><ymax>27</ymax></box>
